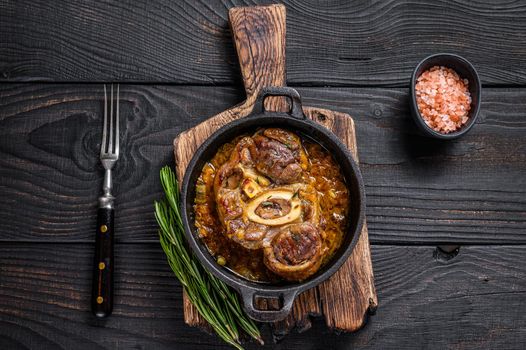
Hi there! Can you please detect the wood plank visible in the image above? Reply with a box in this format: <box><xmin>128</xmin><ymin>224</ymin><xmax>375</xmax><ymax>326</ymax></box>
<box><xmin>0</xmin><ymin>243</ymin><xmax>525</xmax><ymax>349</ymax></box>
<box><xmin>1</xmin><ymin>0</ymin><xmax>526</xmax><ymax>85</ymax></box>
<box><xmin>1</xmin><ymin>84</ymin><xmax>525</xmax><ymax>244</ymax></box>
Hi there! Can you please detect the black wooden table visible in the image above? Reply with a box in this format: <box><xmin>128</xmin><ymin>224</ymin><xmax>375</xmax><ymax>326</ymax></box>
<box><xmin>1</xmin><ymin>1</ymin><xmax>525</xmax><ymax>349</ymax></box>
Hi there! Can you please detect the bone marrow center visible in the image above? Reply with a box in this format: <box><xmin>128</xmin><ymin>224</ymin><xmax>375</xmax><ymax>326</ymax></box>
<box><xmin>244</xmin><ymin>190</ymin><xmax>301</xmax><ymax>226</ymax></box>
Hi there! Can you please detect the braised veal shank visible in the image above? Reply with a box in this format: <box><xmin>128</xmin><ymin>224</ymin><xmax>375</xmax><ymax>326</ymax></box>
<box><xmin>194</xmin><ymin>128</ymin><xmax>350</xmax><ymax>282</ymax></box>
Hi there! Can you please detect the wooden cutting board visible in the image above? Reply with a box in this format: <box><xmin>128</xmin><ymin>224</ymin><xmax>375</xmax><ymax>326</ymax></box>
<box><xmin>173</xmin><ymin>4</ymin><xmax>377</xmax><ymax>337</ymax></box>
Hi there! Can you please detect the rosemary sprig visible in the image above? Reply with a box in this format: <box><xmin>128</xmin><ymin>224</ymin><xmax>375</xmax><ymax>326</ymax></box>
<box><xmin>154</xmin><ymin>166</ymin><xmax>263</xmax><ymax>349</ymax></box>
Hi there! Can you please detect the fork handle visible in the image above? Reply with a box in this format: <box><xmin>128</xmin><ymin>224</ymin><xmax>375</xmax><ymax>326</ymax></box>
<box><xmin>91</xmin><ymin>207</ymin><xmax>114</xmax><ymax>317</ymax></box>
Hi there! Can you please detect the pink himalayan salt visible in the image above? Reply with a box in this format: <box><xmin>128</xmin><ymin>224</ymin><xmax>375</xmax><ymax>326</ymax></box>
<box><xmin>415</xmin><ymin>66</ymin><xmax>472</xmax><ymax>134</ymax></box>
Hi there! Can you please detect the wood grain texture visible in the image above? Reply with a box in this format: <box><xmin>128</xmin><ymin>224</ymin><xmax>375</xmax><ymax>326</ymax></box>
<box><xmin>0</xmin><ymin>243</ymin><xmax>525</xmax><ymax>349</ymax></box>
<box><xmin>1</xmin><ymin>1</ymin><xmax>525</xmax><ymax>348</ymax></box>
<box><xmin>229</xmin><ymin>4</ymin><xmax>286</xmax><ymax>110</ymax></box>
<box><xmin>2</xmin><ymin>0</ymin><xmax>526</xmax><ymax>85</ymax></box>
<box><xmin>1</xmin><ymin>84</ymin><xmax>525</xmax><ymax>244</ymax></box>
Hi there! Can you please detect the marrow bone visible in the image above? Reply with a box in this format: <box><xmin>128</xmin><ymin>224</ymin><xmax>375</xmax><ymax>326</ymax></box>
<box><xmin>244</xmin><ymin>189</ymin><xmax>301</xmax><ymax>226</ymax></box>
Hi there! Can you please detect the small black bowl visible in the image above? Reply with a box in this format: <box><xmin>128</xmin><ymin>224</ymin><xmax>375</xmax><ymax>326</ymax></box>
<box><xmin>410</xmin><ymin>53</ymin><xmax>481</xmax><ymax>139</ymax></box>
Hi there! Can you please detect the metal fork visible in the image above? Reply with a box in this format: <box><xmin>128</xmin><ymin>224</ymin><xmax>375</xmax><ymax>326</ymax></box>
<box><xmin>92</xmin><ymin>84</ymin><xmax>120</xmax><ymax>318</ymax></box>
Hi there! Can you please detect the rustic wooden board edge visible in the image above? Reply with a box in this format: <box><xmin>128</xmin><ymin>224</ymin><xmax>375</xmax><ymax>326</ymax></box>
<box><xmin>305</xmin><ymin>107</ymin><xmax>377</xmax><ymax>333</ymax></box>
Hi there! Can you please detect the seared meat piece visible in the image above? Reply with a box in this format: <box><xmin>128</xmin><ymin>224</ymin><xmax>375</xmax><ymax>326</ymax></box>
<box><xmin>216</xmin><ymin>189</ymin><xmax>243</xmax><ymax>221</ymax></box>
<box><xmin>214</xmin><ymin>137</ymin><xmax>255</xmax><ymax>214</ymax></box>
<box><xmin>227</xmin><ymin>219</ymin><xmax>269</xmax><ymax>250</ymax></box>
<box><xmin>252</xmin><ymin>129</ymin><xmax>307</xmax><ymax>184</ymax></box>
<box><xmin>235</xmin><ymin>137</ymin><xmax>257</xmax><ymax>166</ymax></box>
<box><xmin>272</xmin><ymin>225</ymin><xmax>318</xmax><ymax>265</ymax></box>
<box><xmin>264</xmin><ymin>128</ymin><xmax>302</xmax><ymax>150</ymax></box>
<box><xmin>263</xmin><ymin>223</ymin><xmax>326</xmax><ymax>281</ymax></box>
<box><xmin>197</xmin><ymin>127</ymin><xmax>350</xmax><ymax>283</ymax></box>
<box><xmin>215</xmin><ymin>137</ymin><xmax>269</xmax><ymax>249</ymax></box>
<box><xmin>213</xmin><ymin>129</ymin><xmax>327</xmax><ymax>275</ymax></box>
<box><xmin>215</xmin><ymin>166</ymin><xmax>244</xmax><ymax>221</ymax></box>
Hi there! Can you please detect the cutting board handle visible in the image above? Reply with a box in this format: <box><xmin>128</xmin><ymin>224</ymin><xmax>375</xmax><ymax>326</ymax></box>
<box><xmin>229</xmin><ymin>4</ymin><xmax>288</xmax><ymax>111</ymax></box>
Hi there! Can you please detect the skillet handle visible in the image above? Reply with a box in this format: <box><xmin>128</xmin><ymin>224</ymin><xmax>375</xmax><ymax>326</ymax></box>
<box><xmin>238</xmin><ymin>286</ymin><xmax>298</xmax><ymax>322</ymax></box>
<box><xmin>253</xmin><ymin>86</ymin><xmax>305</xmax><ymax>120</ymax></box>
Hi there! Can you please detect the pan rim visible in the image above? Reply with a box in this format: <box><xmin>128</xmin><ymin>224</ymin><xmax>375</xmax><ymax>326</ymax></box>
<box><xmin>180</xmin><ymin>112</ymin><xmax>366</xmax><ymax>295</ymax></box>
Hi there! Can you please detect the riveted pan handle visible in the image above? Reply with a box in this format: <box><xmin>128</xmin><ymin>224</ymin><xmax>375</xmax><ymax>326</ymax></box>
<box><xmin>253</xmin><ymin>86</ymin><xmax>305</xmax><ymax>120</ymax></box>
<box><xmin>238</xmin><ymin>286</ymin><xmax>298</xmax><ymax>322</ymax></box>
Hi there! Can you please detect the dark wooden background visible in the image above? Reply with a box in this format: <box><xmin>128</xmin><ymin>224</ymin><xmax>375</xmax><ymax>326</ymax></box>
<box><xmin>1</xmin><ymin>1</ymin><xmax>525</xmax><ymax>349</ymax></box>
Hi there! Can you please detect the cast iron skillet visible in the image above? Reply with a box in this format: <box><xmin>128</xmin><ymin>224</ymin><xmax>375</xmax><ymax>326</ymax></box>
<box><xmin>181</xmin><ymin>87</ymin><xmax>365</xmax><ymax>322</ymax></box>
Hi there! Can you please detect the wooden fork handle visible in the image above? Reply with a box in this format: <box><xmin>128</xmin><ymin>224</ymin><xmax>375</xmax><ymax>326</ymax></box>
<box><xmin>91</xmin><ymin>207</ymin><xmax>114</xmax><ymax>317</ymax></box>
